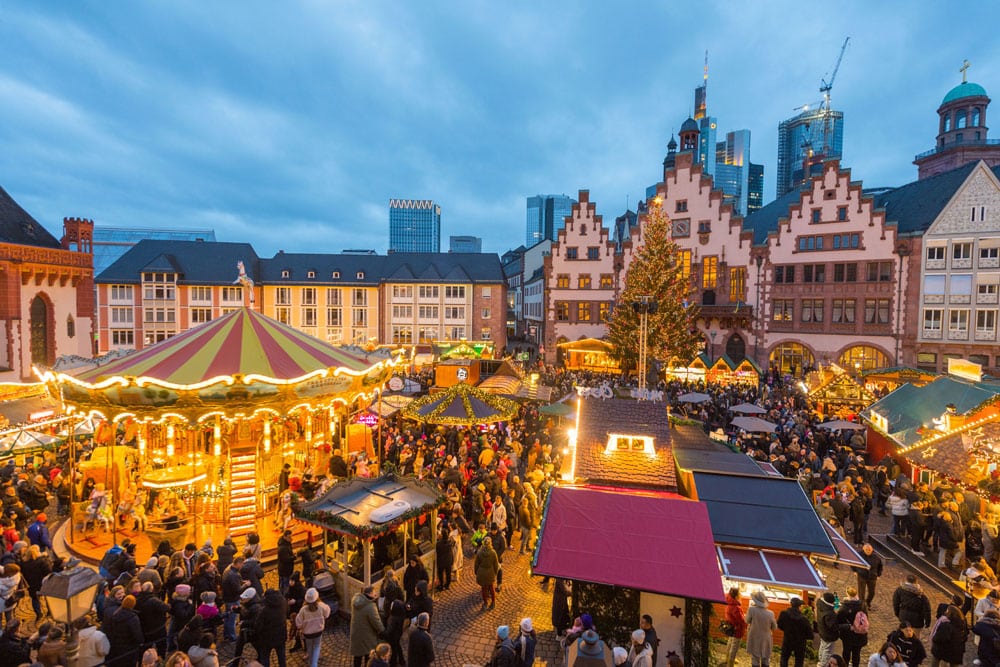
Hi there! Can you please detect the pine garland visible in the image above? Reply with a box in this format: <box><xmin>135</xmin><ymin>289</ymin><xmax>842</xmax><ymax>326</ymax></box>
<box><xmin>401</xmin><ymin>383</ymin><xmax>519</xmax><ymax>425</ymax></box>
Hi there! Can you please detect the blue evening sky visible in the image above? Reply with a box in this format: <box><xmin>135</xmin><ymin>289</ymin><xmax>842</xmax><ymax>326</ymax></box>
<box><xmin>2</xmin><ymin>2</ymin><xmax>999</xmax><ymax>256</ymax></box>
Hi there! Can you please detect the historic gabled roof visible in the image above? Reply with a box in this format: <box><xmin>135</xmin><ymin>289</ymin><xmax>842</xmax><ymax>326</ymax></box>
<box><xmin>872</xmin><ymin>162</ymin><xmax>982</xmax><ymax>235</ymax></box>
<box><xmin>0</xmin><ymin>185</ymin><xmax>60</xmax><ymax>248</ymax></box>
<box><xmin>97</xmin><ymin>240</ymin><xmax>260</xmax><ymax>284</ymax></box>
<box><xmin>260</xmin><ymin>252</ymin><xmax>504</xmax><ymax>285</ymax></box>
<box><xmin>573</xmin><ymin>398</ymin><xmax>676</xmax><ymax>490</ymax></box>
<box><xmin>741</xmin><ymin>187</ymin><xmax>805</xmax><ymax>245</ymax></box>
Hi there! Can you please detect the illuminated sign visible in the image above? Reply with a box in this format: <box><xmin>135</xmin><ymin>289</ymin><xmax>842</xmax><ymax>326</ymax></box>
<box><xmin>948</xmin><ymin>358</ymin><xmax>983</xmax><ymax>382</ymax></box>
<box><xmin>354</xmin><ymin>412</ymin><xmax>379</xmax><ymax>426</ymax></box>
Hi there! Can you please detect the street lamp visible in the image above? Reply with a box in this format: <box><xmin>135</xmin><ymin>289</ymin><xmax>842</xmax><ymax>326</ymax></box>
<box><xmin>631</xmin><ymin>296</ymin><xmax>658</xmax><ymax>391</ymax></box>
<box><xmin>39</xmin><ymin>559</ymin><xmax>104</xmax><ymax>667</ymax></box>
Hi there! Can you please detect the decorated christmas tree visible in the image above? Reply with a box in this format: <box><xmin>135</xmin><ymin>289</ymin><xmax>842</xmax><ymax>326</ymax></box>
<box><xmin>608</xmin><ymin>200</ymin><xmax>700</xmax><ymax>372</ymax></box>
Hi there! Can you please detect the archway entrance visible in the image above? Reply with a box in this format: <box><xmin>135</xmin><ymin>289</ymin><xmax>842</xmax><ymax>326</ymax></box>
<box><xmin>725</xmin><ymin>334</ymin><xmax>746</xmax><ymax>362</ymax></box>
<box><xmin>30</xmin><ymin>295</ymin><xmax>52</xmax><ymax>368</ymax></box>
<box><xmin>769</xmin><ymin>342</ymin><xmax>814</xmax><ymax>376</ymax></box>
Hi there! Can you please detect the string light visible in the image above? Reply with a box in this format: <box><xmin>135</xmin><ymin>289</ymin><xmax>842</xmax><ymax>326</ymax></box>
<box><xmin>213</xmin><ymin>418</ymin><xmax>222</xmax><ymax>457</ymax></box>
<box><xmin>166</xmin><ymin>423</ymin><xmax>175</xmax><ymax>457</ymax></box>
<box><xmin>263</xmin><ymin>419</ymin><xmax>271</xmax><ymax>453</ymax></box>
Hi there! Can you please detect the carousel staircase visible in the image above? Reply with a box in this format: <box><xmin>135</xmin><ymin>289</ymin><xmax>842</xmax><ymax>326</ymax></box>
<box><xmin>228</xmin><ymin>450</ymin><xmax>258</xmax><ymax>537</ymax></box>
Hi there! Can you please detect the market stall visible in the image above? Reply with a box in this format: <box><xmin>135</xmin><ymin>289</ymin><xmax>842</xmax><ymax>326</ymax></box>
<box><xmin>39</xmin><ymin>307</ymin><xmax>398</xmax><ymax>559</ymax></box>
<box><xmin>555</xmin><ymin>338</ymin><xmax>619</xmax><ymax>372</ymax></box>
<box><xmin>663</xmin><ymin>353</ymin><xmax>709</xmax><ymax>383</ymax></box>
<box><xmin>401</xmin><ymin>381</ymin><xmax>519</xmax><ymax>426</ymax></box>
<box><xmin>807</xmin><ymin>365</ymin><xmax>876</xmax><ymax>418</ymax></box>
<box><xmin>293</xmin><ymin>472</ymin><xmax>445</xmax><ymax>606</ymax></box>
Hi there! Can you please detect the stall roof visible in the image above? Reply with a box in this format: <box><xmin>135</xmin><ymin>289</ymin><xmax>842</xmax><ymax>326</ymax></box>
<box><xmin>533</xmin><ymin>485</ymin><xmax>724</xmax><ymax>602</ymax></box>
<box><xmin>293</xmin><ymin>473</ymin><xmax>445</xmax><ymax>538</ymax></box>
<box><xmin>717</xmin><ymin>546</ymin><xmax>826</xmax><ymax>591</ymax></box>
<box><xmin>670</xmin><ymin>425</ymin><xmax>766</xmax><ymax>476</ymax></box>
<box><xmin>902</xmin><ymin>418</ymin><xmax>1000</xmax><ymax>488</ymax></box>
<box><xmin>818</xmin><ymin>521</ymin><xmax>870</xmax><ymax>569</ymax></box>
<box><xmin>573</xmin><ymin>398</ymin><xmax>675</xmax><ymax>490</ymax></box>
<box><xmin>692</xmin><ymin>472</ymin><xmax>837</xmax><ymax>556</ymax></box>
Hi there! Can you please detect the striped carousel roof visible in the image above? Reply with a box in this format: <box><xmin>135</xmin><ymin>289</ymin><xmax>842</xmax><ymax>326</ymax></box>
<box><xmin>77</xmin><ymin>308</ymin><xmax>371</xmax><ymax>386</ymax></box>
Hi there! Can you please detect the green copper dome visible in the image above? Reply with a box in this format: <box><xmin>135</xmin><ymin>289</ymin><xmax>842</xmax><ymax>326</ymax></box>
<box><xmin>942</xmin><ymin>81</ymin><xmax>988</xmax><ymax>105</ymax></box>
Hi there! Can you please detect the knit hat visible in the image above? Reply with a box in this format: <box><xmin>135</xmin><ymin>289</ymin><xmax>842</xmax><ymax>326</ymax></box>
<box><xmin>790</xmin><ymin>597</ymin><xmax>803</xmax><ymax>607</ymax></box>
<box><xmin>497</xmin><ymin>625</ymin><xmax>510</xmax><ymax>640</ymax></box>
<box><xmin>240</xmin><ymin>588</ymin><xmax>257</xmax><ymax>601</ymax></box>
<box><xmin>35</xmin><ymin>512</ymin><xmax>46</xmax><ymax>522</ymax></box>
<box><xmin>580</xmin><ymin>613</ymin><xmax>594</xmax><ymax>630</ymax></box>
<box><xmin>520</xmin><ymin>617</ymin><xmax>533</xmax><ymax>633</ymax></box>
<box><xmin>822</xmin><ymin>592</ymin><xmax>836</xmax><ymax>604</ymax></box>
<box><xmin>121</xmin><ymin>595</ymin><xmax>136</xmax><ymax>609</ymax></box>
<box><xmin>581</xmin><ymin>629</ymin><xmax>600</xmax><ymax>645</ymax></box>
<box><xmin>146</xmin><ymin>556</ymin><xmax>159</xmax><ymax>568</ymax></box>
<box><xmin>11</xmin><ymin>541</ymin><xmax>26</xmax><ymax>552</ymax></box>
<box><xmin>305</xmin><ymin>587</ymin><xmax>319</xmax><ymax>603</ymax></box>
<box><xmin>201</xmin><ymin>591</ymin><xmax>216</xmax><ymax>604</ymax></box>
<box><xmin>613</xmin><ymin>647</ymin><xmax>629</xmax><ymax>666</ymax></box>
<box><xmin>174</xmin><ymin>584</ymin><xmax>191</xmax><ymax>598</ymax></box>
<box><xmin>632</xmin><ymin>629</ymin><xmax>645</xmax><ymax>644</ymax></box>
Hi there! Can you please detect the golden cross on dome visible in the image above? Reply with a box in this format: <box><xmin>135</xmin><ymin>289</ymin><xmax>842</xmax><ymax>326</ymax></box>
<box><xmin>961</xmin><ymin>59</ymin><xmax>971</xmax><ymax>83</ymax></box>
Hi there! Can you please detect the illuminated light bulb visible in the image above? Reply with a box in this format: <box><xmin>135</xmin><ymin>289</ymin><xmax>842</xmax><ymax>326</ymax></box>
<box><xmin>306</xmin><ymin>414</ymin><xmax>313</xmax><ymax>443</ymax></box>
<box><xmin>166</xmin><ymin>424</ymin><xmax>175</xmax><ymax>457</ymax></box>
<box><xmin>264</xmin><ymin>419</ymin><xmax>271</xmax><ymax>453</ymax></box>
<box><xmin>214</xmin><ymin>421</ymin><xmax>222</xmax><ymax>456</ymax></box>
<box><xmin>138</xmin><ymin>431</ymin><xmax>146</xmax><ymax>452</ymax></box>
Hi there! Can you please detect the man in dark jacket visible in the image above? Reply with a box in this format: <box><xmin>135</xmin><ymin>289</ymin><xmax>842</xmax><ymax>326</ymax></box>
<box><xmin>216</xmin><ymin>537</ymin><xmax>238</xmax><ymax>572</ymax></box>
<box><xmin>489</xmin><ymin>523</ymin><xmax>507</xmax><ymax>592</ymax></box>
<box><xmin>234</xmin><ymin>588</ymin><xmax>262</xmax><ymax>664</ymax></box>
<box><xmin>135</xmin><ymin>581</ymin><xmax>170</xmax><ymax>655</ymax></box>
<box><xmin>221</xmin><ymin>556</ymin><xmax>245</xmax><ymax>642</ymax></box>
<box><xmin>892</xmin><ymin>574</ymin><xmax>931</xmax><ymax>630</ymax></box>
<box><xmin>276</xmin><ymin>530</ymin><xmax>295</xmax><ymax>594</ymax></box>
<box><xmin>240</xmin><ymin>549</ymin><xmax>265</xmax><ymax>596</ymax></box>
<box><xmin>776</xmin><ymin>597</ymin><xmax>812</xmax><ymax>667</ymax></box>
<box><xmin>107</xmin><ymin>594</ymin><xmax>144</xmax><ymax>667</ymax></box>
<box><xmin>887</xmin><ymin>622</ymin><xmax>928</xmax><ymax>667</ymax></box>
<box><xmin>854</xmin><ymin>543</ymin><xmax>883</xmax><ymax>610</ymax></box>
<box><xmin>435</xmin><ymin>527</ymin><xmax>455</xmax><ymax>591</ymax></box>
<box><xmin>254</xmin><ymin>589</ymin><xmax>289</xmax><ymax>667</ymax></box>
<box><xmin>330</xmin><ymin>450</ymin><xmax>349</xmax><ymax>478</ymax></box>
<box><xmin>408</xmin><ymin>612</ymin><xmax>435</xmax><ymax>667</ymax></box>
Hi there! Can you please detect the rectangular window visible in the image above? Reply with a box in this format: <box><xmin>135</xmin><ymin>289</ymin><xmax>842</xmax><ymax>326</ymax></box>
<box><xmin>865</xmin><ymin>298</ymin><xmax>891</xmax><ymax>324</ymax></box>
<box><xmin>801</xmin><ymin>299</ymin><xmax>824</xmax><ymax>323</ymax></box>
<box><xmin>803</xmin><ymin>264</ymin><xmax>825</xmax><ymax>283</ymax></box>
<box><xmin>556</xmin><ymin>274</ymin><xmax>570</xmax><ymax>288</ymax></box>
<box><xmin>599</xmin><ymin>302</ymin><xmax>611</xmax><ymax>322</ymax></box>
<box><xmin>578</xmin><ymin>274</ymin><xmax>592</xmax><ymax>289</ymax></box>
<box><xmin>697</xmin><ymin>221</ymin><xmax>711</xmax><ymax>234</ymax></box>
<box><xmin>392</xmin><ymin>305</ymin><xmax>412</xmax><ymax>319</ymax></box>
<box><xmin>111</xmin><ymin>329</ymin><xmax>134</xmax><ymax>346</ymax></box>
<box><xmin>977</xmin><ymin>310</ymin><xmax>997</xmax><ymax>333</ymax></box>
<box><xmin>481</xmin><ymin>308</ymin><xmax>490</xmax><ymax>319</ymax></box>
<box><xmin>981</xmin><ymin>247</ymin><xmax>1000</xmax><ymax>259</ymax></box>
<box><xmin>110</xmin><ymin>285</ymin><xmax>134</xmax><ymax>301</ymax></box>
<box><xmin>110</xmin><ymin>307</ymin><xmax>133</xmax><ymax>324</ymax></box>
<box><xmin>837</xmin><ymin>207</ymin><xmax>847</xmax><ymax>221</ymax></box>
<box><xmin>811</xmin><ymin>209</ymin><xmax>821</xmax><ymax>223</ymax></box>
<box><xmin>703</xmin><ymin>256</ymin><xmax>718</xmax><ymax>289</ymax></box>
<box><xmin>565</xmin><ymin>247</ymin><xmax>578</xmax><ymax>260</ymax></box>
<box><xmin>599</xmin><ymin>274</ymin><xmax>613</xmax><ymax>289</ymax></box>
<box><xmin>301</xmin><ymin>288</ymin><xmax>316</xmax><ymax>306</ymax></box>
<box><xmin>729</xmin><ymin>267</ymin><xmax>746</xmax><ymax>302</ymax></box>
<box><xmin>678</xmin><ymin>250</ymin><xmax>691</xmax><ymax>280</ymax></box>
<box><xmin>444</xmin><ymin>306</ymin><xmax>464</xmax><ymax>320</ymax></box>
<box><xmin>923</xmin><ymin>309</ymin><xmax>943</xmax><ymax>332</ymax></box>
<box><xmin>353</xmin><ymin>289</ymin><xmax>369</xmax><ymax>306</ymax></box>
<box><xmin>190</xmin><ymin>286</ymin><xmax>212</xmax><ymax>302</ymax></box>
<box><xmin>481</xmin><ymin>287</ymin><xmax>491</xmax><ymax>299</ymax></box>
<box><xmin>327</xmin><ymin>308</ymin><xmax>342</xmax><ymax>326</ymax></box>
<box><xmin>926</xmin><ymin>246</ymin><xmax>945</xmax><ymax>261</ymax></box>
<box><xmin>276</xmin><ymin>307</ymin><xmax>290</xmax><ymax>324</ymax></box>
<box><xmin>352</xmin><ymin>308</ymin><xmax>368</xmax><ymax>327</ymax></box>
<box><xmin>949</xmin><ymin>309</ymin><xmax>969</xmax><ymax>333</ymax></box>
<box><xmin>555</xmin><ymin>302</ymin><xmax>569</xmax><ymax>321</ymax></box>
<box><xmin>587</xmin><ymin>247</ymin><xmax>600</xmax><ymax>260</ymax></box>
<box><xmin>576</xmin><ymin>303</ymin><xmax>591</xmax><ymax>321</ymax></box>
<box><xmin>481</xmin><ymin>327</ymin><xmax>492</xmax><ymax>340</ymax></box>
<box><xmin>392</xmin><ymin>285</ymin><xmax>413</xmax><ymax>299</ymax></box>
<box><xmin>190</xmin><ymin>308</ymin><xmax>212</xmax><ymax>324</ymax></box>
<box><xmin>392</xmin><ymin>326</ymin><xmax>412</xmax><ymax>344</ymax></box>
<box><xmin>866</xmin><ymin>261</ymin><xmax>893</xmax><ymax>282</ymax></box>
<box><xmin>831</xmin><ymin>299</ymin><xmax>856</xmax><ymax>324</ymax></box>
<box><xmin>276</xmin><ymin>288</ymin><xmax>291</xmax><ymax>306</ymax></box>
<box><xmin>448</xmin><ymin>326</ymin><xmax>465</xmax><ymax>340</ymax></box>
<box><xmin>774</xmin><ymin>265</ymin><xmax>795</xmax><ymax>284</ymax></box>
<box><xmin>953</xmin><ymin>242</ymin><xmax>972</xmax><ymax>260</ymax></box>
<box><xmin>301</xmin><ymin>307</ymin><xmax>317</xmax><ymax>327</ymax></box>
<box><xmin>676</xmin><ymin>200</ymin><xmax>688</xmax><ymax>213</ymax></box>
<box><xmin>979</xmin><ymin>282</ymin><xmax>999</xmax><ymax>297</ymax></box>
<box><xmin>445</xmin><ymin>285</ymin><xmax>465</xmax><ymax>299</ymax></box>
<box><xmin>221</xmin><ymin>287</ymin><xmax>242</xmax><ymax>302</ymax></box>
<box><xmin>418</xmin><ymin>285</ymin><xmax>439</xmax><ymax>299</ymax></box>
<box><xmin>772</xmin><ymin>299</ymin><xmax>793</xmax><ymax>321</ymax></box>
<box><xmin>924</xmin><ymin>275</ymin><xmax>946</xmax><ymax>295</ymax></box>
<box><xmin>952</xmin><ymin>274</ymin><xmax>973</xmax><ymax>295</ymax></box>
<box><xmin>418</xmin><ymin>305</ymin><xmax>439</xmax><ymax>319</ymax></box>
<box><xmin>326</xmin><ymin>289</ymin><xmax>341</xmax><ymax>306</ymax></box>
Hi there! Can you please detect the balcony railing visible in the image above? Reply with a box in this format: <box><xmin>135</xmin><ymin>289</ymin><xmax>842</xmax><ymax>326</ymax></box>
<box><xmin>915</xmin><ymin>138</ymin><xmax>1000</xmax><ymax>160</ymax></box>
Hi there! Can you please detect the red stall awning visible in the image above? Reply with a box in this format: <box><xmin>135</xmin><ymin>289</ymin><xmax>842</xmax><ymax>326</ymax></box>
<box><xmin>717</xmin><ymin>545</ymin><xmax>826</xmax><ymax>591</ymax></box>
<box><xmin>815</xmin><ymin>522</ymin><xmax>869</xmax><ymax>569</ymax></box>
<box><xmin>534</xmin><ymin>486</ymin><xmax>725</xmax><ymax>602</ymax></box>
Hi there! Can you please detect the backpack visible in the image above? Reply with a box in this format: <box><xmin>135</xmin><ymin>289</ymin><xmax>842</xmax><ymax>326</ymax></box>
<box><xmin>850</xmin><ymin>610</ymin><xmax>869</xmax><ymax>634</ymax></box>
<box><xmin>99</xmin><ymin>545</ymin><xmax>124</xmax><ymax>580</ymax></box>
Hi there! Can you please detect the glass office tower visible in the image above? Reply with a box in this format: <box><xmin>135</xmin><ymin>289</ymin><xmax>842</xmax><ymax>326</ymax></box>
<box><xmin>389</xmin><ymin>199</ymin><xmax>441</xmax><ymax>253</ymax></box>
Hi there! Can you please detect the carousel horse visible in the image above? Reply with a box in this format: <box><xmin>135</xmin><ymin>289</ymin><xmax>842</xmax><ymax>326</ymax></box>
<box><xmin>85</xmin><ymin>484</ymin><xmax>113</xmax><ymax>532</ymax></box>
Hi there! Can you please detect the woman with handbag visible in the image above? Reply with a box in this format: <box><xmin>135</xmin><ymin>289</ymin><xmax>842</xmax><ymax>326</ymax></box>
<box><xmin>722</xmin><ymin>587</ymin><xmax>747</xmax><ymax>667</ymax></box>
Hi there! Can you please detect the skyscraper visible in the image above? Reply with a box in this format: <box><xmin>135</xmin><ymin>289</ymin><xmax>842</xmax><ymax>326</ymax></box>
<box><xmin>389</xmin><ymin>199</ymin><xmax>441</xmax><ymax>253</ymax></box>
<box><xmin>526</xmin><ymin>194</ymin><xmax>576</xmax><ymax>245</ymax></box>
<box><xmin>449</xmin><ymin>235</ymin><xmax>482</xmax><ymax>253</ymax></box>
<box><xmin>776</xmin><ymin>107</ymin><xmax>844</xmax><ymax>197</ymax></box>
<box><xmin>747</xmin><ymin>163</ymin><xmax>764</xmax><ymax>214</ymax></box>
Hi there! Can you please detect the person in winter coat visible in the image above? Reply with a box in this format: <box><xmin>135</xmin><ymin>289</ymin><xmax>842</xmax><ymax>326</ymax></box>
<box><xmin>188</xmin><ymin>633</ymin><xmax>220</xmax><ymax>667</ymax></box>
<box><xmin>866</xmin><ymin>642</ymin><xmax>906</xmax><ymax>667</ymax></box>
<box><xmin>216</xmin><ymin>537</ymin><xmax>237</xmax><ymax>573</ymax></box>
<box><xmin>777</xmin><ymin>597</ymin><xmax>812</xmax><ymax>667</ymax></box>
<box><xmin>403</xmin><ymin>556</ymin><xmax>429</xmax><ymax>602</ymax></box>
<box><xmin>515</xmin><ymin>617</ymin><xmax>537</xmax><ymax>667</ymax></box>
<box><xmin>891</xmin><ymin>575</ymin><xmax>931</xmax><ymax>630</ymax></box>
<box><xmin>886</xmin><ymin>622</ymin><xmax>927</xmax><ymax>667</ymax></box>
<box><xmin>295</xmin><ymin>587</ymin><xmax>331</xmax><ymax>667</ymax></box>
<box><xmin>253</xmin><ymin>588</ymin><xmax>289</xmax><ymax>667</ymax></box>
<box><xmin>930</xmin><ymin>604</ymin><xmax>968</xmax><ymax>666</ymax></box>
<box><xmin>136</xmin><ymin>580</ymin><xmax>170</xmax><ymax>655</ymax></box>
<box><xmin>276</xmin><ymin>530</ymin><xmax>295</xmax><ymax>594</ymax></box>
<box><xmin>627</xmin><ymin>629</ymin><xmax>653</xmax><ymax>667</ymax></box>
<box><xmin>74</xmin><ymin>617</ymin><xmax>110</xmax><ymax>667</ymax></box>
<box><xmin>234</xmin><ymin>588</ymin><xmax>262</xmax><ymax>664</ymax></box>
<box><xmin>107</xmin><ymin>594</ymin><xmax>144</xmax><ymax>667</ymax></box>
<box><xmin>551</xmin><ymin>578</ymin><xmax>572</xmax><ymax>636</ymax></box>
<box><xmin>220</xmin><ymin>557</ymin><xmax>245</xmax><ymax>642</ymax></box>
<box><xmin>745</xmin><ymin>590</ymin><xmax>776</xmax><ymax>667</ymax></box>
<box><xmin>490</xmin><ymin>625</ymin><xmax>518</xmax><ymax>667</ymax></box>
<box><xmin>0</xmin><ymin>563</ymin><xmax>22</xmax><ymax>626</ymax></box>
<box><xmin>383</xmin><ymin>600</ymin><xmax>407</xmax><ymax>667</ymax></box>
<box><xmin>240</xmin><ymin>549</ymin><xmax>265</xmax><ymax>597</ymax></box>
<box><xmin>475</xmin><ymin>538</ymin><xmax>500</xmax><ymax>611</ymax></box>
<box><xmin>350</xmin><ymin>586</ymin><xmax>385</xmax><ymax>667</ymax></box>
<box><xmin>406</xmin><ymin>580</ymin><xmax>434</xmax><ymax>627</ymax></box>
<box><xmin>435</xmin><ymin>526</ymin><xmax>455</xmax><ymax>591</ymax></box>
<box><xmin>816</xmin><ymin>591</ymin><xmax>841</xmax><ymax>667</ymax></box>
<box><xmin>168</xmin><ymin>584</ymin><xmax>196</xmax><ymax>653</ymax></box>
<box><xmin>20</xmin><ymin>544</ymin><xmax>51</xmax><ymax>620</ymax></box>
<box><xmin>408</xmin><ymin>612</ymin><xmax>435</xmax><ymax>667</ymax></box>
<box><xmin>37</xmin><ymin>624</ymin><xmax>68</xmax><ymax>667</ymax></box>
<box><xmin>855</xmin><ymin>544</ymin><xmax>883</xmax><ymax>610</ymax></box>
<box><xmin>378</xmin><ymin>567</ymin><xmax>404</xmax><ymax>625</ymax></box>
<box><xmin>176</xmin><ymin>614</ymin><xmax>205</xmax><ymax>655</ymax></box>
<box><xmin>836</xmin><ymin>588</ymin><xmax>869</xmax><ymax>667</ymax></box>
<box><xmin>723</xmin><ymin>587</ymin><xmax>747</xmax><ymax>667</ymax></box>
<box><xmin>973</xmin><ymin>609</ymin><xmax>1000</xmax><ymax>667</ymax></box>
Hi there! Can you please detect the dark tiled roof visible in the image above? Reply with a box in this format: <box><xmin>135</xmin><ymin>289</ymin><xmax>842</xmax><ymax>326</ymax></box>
<box><xmin>741</xmin><ymin>187</ymin><xmax>805</xmax><ymax>245</ymax></box>
<box><xmin>0</xmin><ymin>185</ymin><xmax>60</xmax><ymax>248</ymax></box>
<box><xmin>693</xmin><ymin>471</ymin><xmax>837</xmax><ymax>555</ymax></box>
<box><xmin>96</xmin><ymin>240</ymin><xmax>261</xmax><ymax>284</ymax></box>
<box><xmin>573</xmin><ymin>398</ymin><xmax>676</xmax><ymax>490</ymax></box>
<box><xmin>260</xmin><ymin>252</ymin><xmax>503</xmax><ymax>285</ymax></box>
<box><xmin>872</xmin><ymin>162</ymin><xmax>981</xmax><ymax>235</ymax></box>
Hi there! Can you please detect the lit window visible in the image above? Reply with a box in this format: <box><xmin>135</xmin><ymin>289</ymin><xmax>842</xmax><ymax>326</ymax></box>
<box><xmin>605</xmin><ymin>434</ymin><xmax>654</xmax><ymax>454</ymax></box>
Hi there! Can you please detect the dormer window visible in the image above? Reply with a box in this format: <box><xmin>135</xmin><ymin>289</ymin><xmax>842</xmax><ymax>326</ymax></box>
<box><xmin>356</xmin><ymin>271</ymin><xmax>364</xmax><ymax>279</ymax></box>
<box><xmin>307</xmin><ymin>271</ymin><xmax>316</xmax><ymax>279</ymax></box>
<box><xmin>332</xmin><ymin>271</ymin><xmax>340</xmax><ymax>279</ymax></box>
<box><xmin>281</xmin><ymin>270</ymin><xmax>290</xmax><ymax>278</ymax></box>
<box><xmin>605</xmin><ymin>433</ymin><xmax>655</xmax><ymax>454</ymax></box>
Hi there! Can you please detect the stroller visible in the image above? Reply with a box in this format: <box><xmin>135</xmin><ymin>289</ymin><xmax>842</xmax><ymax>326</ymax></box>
<box><xmin>311</xmin><ymin>568</ymin><xmax>340</xmax><ymax>627</ymax></box>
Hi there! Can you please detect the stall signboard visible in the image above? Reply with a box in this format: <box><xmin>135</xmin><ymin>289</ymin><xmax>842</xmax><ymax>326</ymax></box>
<box><xmin>353</xmin><ymin>412</ymin><xmax>379</xmax><ymax>427</ymax></box>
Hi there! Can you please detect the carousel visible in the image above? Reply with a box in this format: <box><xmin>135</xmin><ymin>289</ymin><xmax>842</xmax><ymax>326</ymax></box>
<box><xmin>38</xmin><ymin>307</ymin><xmax>397</xmax><ymax>561</ymax></box>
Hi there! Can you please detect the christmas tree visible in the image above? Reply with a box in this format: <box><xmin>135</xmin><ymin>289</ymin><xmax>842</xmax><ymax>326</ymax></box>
<box><xmin>608</xmin><ymin>200</ymin><xmax>700</xmax><ymax>371</ymax></box>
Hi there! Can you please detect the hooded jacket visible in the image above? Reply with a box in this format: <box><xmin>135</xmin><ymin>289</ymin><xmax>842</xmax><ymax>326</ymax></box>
<box><xmin>973</xmin><ymin>615</ymin><xmax>1000</xmax><ymax>667</ymax></box>
<box><xmin>816</xmin><ymin>595</ymin><xmax>839</xmax><ymax>642</ymax></box>
<box><xmin>350</xmin><ymin>592</ymin><xmax>385</xmax><ymax>656</ymax></box>
<box><xmin>253</xmin><ymin>589</ymin><xmax>289</xmax><ymax>648</ymax></box>
<box><xmin>777</xmin><ymin>606</ymin><xmax>812</xmax><ymax>648</ymax></box>
<box><xmin>892</xmin><ymin>582</ymin><xmax>931</xmax><ymax>629</ymax></box>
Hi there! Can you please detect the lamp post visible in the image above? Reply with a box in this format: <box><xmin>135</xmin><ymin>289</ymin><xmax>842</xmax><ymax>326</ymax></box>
<box><xmin>895</xmin><ymin>241</ymin><xmax>911</xmax><ymax>366</ymax></box>
<box><xmin>631</xmin><ymin>296</ymin><xmax>658</xmax><ymax>391</ymax></box>
<box><xmin>754</xmin><ymin>255</ymin><xmax>764</xmax><ymax>365</ymax></box>
<box><xmin>709</xmin><ymin>330</ymin><xmax>718</xmax><ymax>362</ymax></box>
<box><xmin>39</xmin><ymin>560</ymin><xmax>104</xmax><ymax>667</ymax></box>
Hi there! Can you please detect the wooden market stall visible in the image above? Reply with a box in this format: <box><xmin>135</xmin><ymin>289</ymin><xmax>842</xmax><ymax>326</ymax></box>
<box><xmin>39</xmin><ymin>307</ymin><xmax>397</xmax><ymax>560</ymax></box>
<box><xmin>293</xmin><ymin>472</ymin><xmax>446</xmax><ymax>608</ymax></box>
<box><xmin>555</xmin><ymin>338</ymin><xmax>620</xmax><ymax>372</ymax></box>
<box><xmin>664</xmin><ymin>353</ymin><xmax>709</xmax><ymax>383</ymax></box>
<box><xmin>807</xmin><ymin>365</ymin><xmax>876</xmax><ymax>418</ymax></box>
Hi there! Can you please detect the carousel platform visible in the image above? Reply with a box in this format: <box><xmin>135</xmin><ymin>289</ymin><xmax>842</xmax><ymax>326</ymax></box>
<box><xmin>53</xmin><ymin>515</ymin><xmax>323</xmax><ymax>567</ymax></box>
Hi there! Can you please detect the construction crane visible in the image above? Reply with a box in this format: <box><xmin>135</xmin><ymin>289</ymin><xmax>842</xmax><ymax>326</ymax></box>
<box><xmin>818</xmin><ymin>37</ymin><xmax>850</xmax><ymax>155</ymax></box>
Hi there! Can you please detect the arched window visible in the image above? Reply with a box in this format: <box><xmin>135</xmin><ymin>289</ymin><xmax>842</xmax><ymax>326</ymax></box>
<box><xmin>725</xmin><ymin>334</ymin><xmax>746</xmax><ymax>362</ymax></box>
<box><xmin>956</xmin><ymin>109</ymin><xmax>968</xmax><ymax>129</ymax></box>
<box><xmin>769</xmin><ymin>343</ymin><xmax>814</xmax><ymax>376</ymax></box>
<box><xmin>972</xmin><ymin>108</ymin><xmax>981</xmax><ymax>127</ymax></box>
<box><xmin>838</xmin><ymin>345</ymin><xmax>888</xmax><ymax>371</ymax></box>
<box><xmin>943</xmin><ymin>114</ymin><xmax>952</xmax><ymax>132</ymax></box>
<box><xmin>30</xmin><ymin>295</ymin><xmax>52</xmax><ymax>368</ymax></box>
